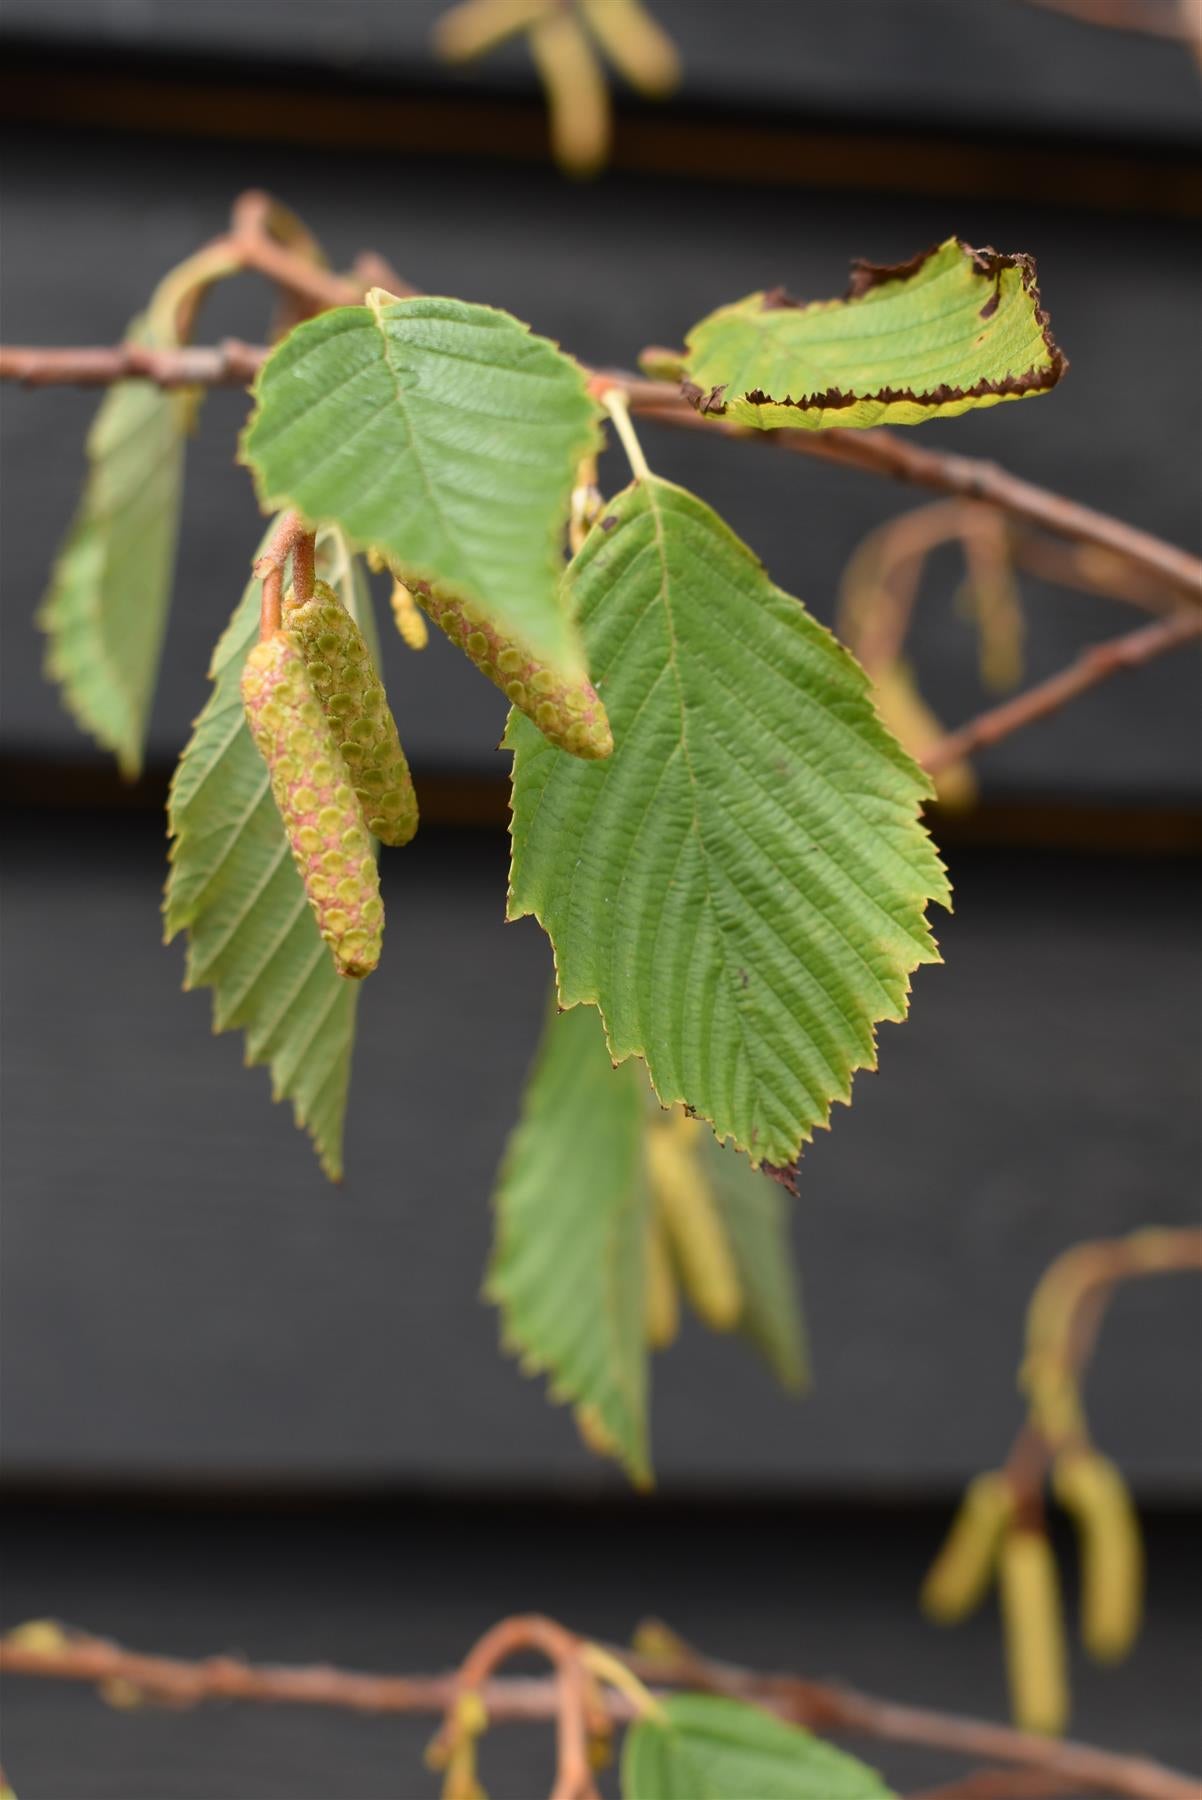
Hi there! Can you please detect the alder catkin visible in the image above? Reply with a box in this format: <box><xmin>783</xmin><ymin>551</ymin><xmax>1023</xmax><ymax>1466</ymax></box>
<box><xmin>647</xmin><ymin>1115</ymin><xmax>742</xmax><ymax>1332</ymax></box>
<box><xmin>241</xmin><ymin>633</ymin><xmax>382</xmax><ymax>980</ymax></box>
<box><xmin>644</xmin><ymin>1211</ymin><xmax>680</xmax><ymax>1350</ymax></box>
<box><xmin>283</xmin><ymin>581</ymin><xmax>418</xmax><ymax>847</ymax></box>
<box><xmin>1053</xmin><ymin>1450</ymin><xmax>1144</xmax><ymax>1663</ymax></box>
<box><xmin>389</xmin><ymin>578</ymin><xmax>429</xmax><ymax>651</ymax></box>
<box><xmin>418</xmin><ymin>585</ymin><xmax>613</xmax><ymax>760</ymax></box>
<box><xmin>921</xmin><ymin>1471</ymin><xmax>1015</xmax><ymax>1623</ymax></box>
<box><xmin>998</xmin><ymin>1528</ymin><xmax>1069</xmax><ymax>1737</ymax></box>
<box><xmin>579</xmin><ymin>0</ymin><xmax>681</xmax><ymax>95</ymax></box>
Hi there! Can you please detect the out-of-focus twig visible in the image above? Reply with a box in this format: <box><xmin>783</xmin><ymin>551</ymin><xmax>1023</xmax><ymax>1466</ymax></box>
<box><xmin>4</xmin><ymin>1617</ymin><xmax>1201</xmax><ymax>1800</ymax></box>
<box><xmin>922</xmin><ymin>609</ymin><xmax>1201</xmax><ymax>774</ymax></box>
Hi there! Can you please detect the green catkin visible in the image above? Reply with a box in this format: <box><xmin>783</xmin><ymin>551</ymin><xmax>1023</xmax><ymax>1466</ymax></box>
<box><xmin>1053</xmin><ymin>1450</ymin><xmax>1144</xmax><ymax>1663</ymax></box>
<box><xmin>647</xmin><ymin>1115</ymin><xmax>742</xmax><ymax>1332</ymax></box>
<box><xmin>998</xmin><ymin>1528</ymin><xmax>1070</xmax><ymax>1737</ymax></box>
<box><xmin>283</xmin><ymin>581</ymin><xmax>418</xmax><ymax>847</ymax></box>
<box><xmin>240</xmin><ymin>633</ymin><xmax>383</xmax><ymax>980</ymax></box>
<box><xmin>644</xmin><ymin>1209</ymin><xmax>680</xmax><ymax>1350</ymax></box>
<box><xmin>921</xmin><ymin>1471</ymin><xmax>1016</xmax><ymax>1623</ymax></box>
<box><xmin>417</xmin><ymin>584</ymin><xmax>614</xmax><ymax>761</ymax></box>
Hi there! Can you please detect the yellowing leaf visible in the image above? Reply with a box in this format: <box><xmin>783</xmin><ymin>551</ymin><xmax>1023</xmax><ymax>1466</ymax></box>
<box><xmin>679</xmin><ymin>239</ymin><xmax>1065</xmax><ymax>431</ymax></box>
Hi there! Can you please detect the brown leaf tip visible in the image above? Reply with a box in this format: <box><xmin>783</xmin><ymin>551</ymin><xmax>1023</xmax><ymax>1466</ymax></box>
<box><xmin>681</xmin><ymin>379</ymin><xmax>729</xmax><ymax>417</ymax></box>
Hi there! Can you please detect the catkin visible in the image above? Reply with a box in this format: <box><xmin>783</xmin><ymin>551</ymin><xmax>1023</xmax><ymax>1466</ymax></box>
<box><xmin>283</xmin><ymin>581</ymin><xmax>418</xmax><ymax>847</ymax></box>
<box><xmin>998</xmin><ymin>1529</ymin><xmax>1069</xmax><ymax>1737</ymax></box>
<box><xmin>921</xmin><ymin>1471</ymin><xmax>1015</xmax><ymax>1623</ymax></box>
<box><xmin>647</xmin><ymin>1116</ymin><xmax>742</xmax><ymax>1332</ymax></box>
<box><xmin>528</xmin><ymin>7</ymin><xmax>609</xmax><ymax>175</ymax></box>
<box><xmin>579</xmin><ymin>0</ymin><xmax>680</xmax><ymax>95</ymax></box>
<box><xmin>418</xmin><ymin>586</ymin><xmax>613</xmax><ymax>760</ymax></box>
<box><xmin>389</xmin><ymin>579</ymin><xmax>429</xmax><ymax>651</ymax></box>
<box><xmin>1053</xmin><ymin>1451</ymin><xmax>1144</xmax><ymax>1663</ymax></box>
<box><xmin>644</xmin><ymin>1211</ymin><xmax>680</xmax><ymax>1350</ymax></box>
<box><xmin>241</xmin><ymin>634</ymin><xmax>383</xmax><ymax>979</ymax></box>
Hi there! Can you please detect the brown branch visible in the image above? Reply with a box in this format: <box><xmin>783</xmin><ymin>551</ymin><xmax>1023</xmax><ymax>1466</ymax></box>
<box><xmin>434</xmin><ymin>1615</ymin><xmax>600</xmax><ymax>1800</ymax></box>
<box><xmin>922</xmin><ymin>608</ymin><xmax>1201</xmax><ymax>774</ymax></box>
<box><xmin>4</xmin><ymin>1619</ymin><xmax>1200</xmax><ymax>1800</ymax></box>
<box><xmin>0</xmin><ymin>341</ymin><xmax>267</xmax><ymax>389</ymax></box>
<box><xmin>620</xmin><ymin>385</ymin><xmax>1202</xmax><ymax>608</ymax></box>
<box><xmin>1000</xmin><ymin>1228</ymin><xmax>1202</xmax><ymax>1514</ymax></box>
<box><xmin>1</xmin><ymin>338</ymin><xmax>1197</xmax><ymax>615</ymax></box>
<box><xmin>252</xmin><ymin>511</ymin><xmax>307</xmax><ymax>640</ymax></box>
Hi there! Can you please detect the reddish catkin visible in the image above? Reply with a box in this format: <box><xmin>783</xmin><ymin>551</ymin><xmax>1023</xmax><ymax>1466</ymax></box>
<box><xmin>417</xmin><ymin>585</ymin><xmax>614</xmax><ymax>761</ymax></box>
<box><xmin>240</xmin><ymin>634</ymin><xmax>383</xmax><ymax>980</ymax></box>
<box><xmin>283</xmin><ymin>581</ymin><xmax>418</xmax><ymax>847</ymax></box>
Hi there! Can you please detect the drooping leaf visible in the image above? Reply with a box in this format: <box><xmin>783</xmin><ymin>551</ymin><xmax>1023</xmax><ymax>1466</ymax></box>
<box><xmin>487</xmin><ymin>1002</ymin><xmax>651</xmax><ymax>1484</ymax></box>
<box><xmin>164</xmin><ymin>527</ymin><xmax>376</xmax><ymax>1180</ymax></box>
<box><xmin>700</xmin><ymin>1134</ymin><xmax>808</xmax><ymax>1391</ymax></box>
<box><xmin>38</xmin><ymin>314</ymin><xmax>191</xmax><ymax>776</ymax></box>
<box><xmin>240</xmin><ymin>294</ymin><xmax>601</xmax><ymax>679</ymax></box>
<box><xmin>621</xmin><ymin>1693</ymin><xmax>895</xmax><ymax>1800</ymax></box>
<box><xmin>507</xmin><ymin>477</ymin><xmax>950</xmax><ymax>1169</ymax></box>
<box><xmin>676</xmin><ymin>238</ymin><xmax>1065</xmax><ymax>431</ymax></box>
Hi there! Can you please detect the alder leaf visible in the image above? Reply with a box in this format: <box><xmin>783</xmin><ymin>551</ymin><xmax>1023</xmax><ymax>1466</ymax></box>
<box><xmin>240</xmin><ymin>295</ymin><xmax>601</xmax><ymax>679</ymax></box>
<box><xmin>701</xmin><ymin>1136</ymin><xmax>808</xmax><ymax>1391</ymax></box>
<box><xmin>164</xmin><ymin>526</ymin><xmax>375</xmax><ymax>1181</ymax></box>
<box><xmin>507</xmin><ymin>477</ymin><xmax>950</xmax><ymax>1169</ymax></box>
<box><xmin>622</xmin><ymin>1693</ymin><xmax>895</xmax><ymax>1800</ymax></box>
<box><xmin>678</xmin><ymin>238</ymin><xmax>1065</xmax><ymax>431</ymax></box>
<box><xmin>487</xmin><ymin>1002</ymin><xmax>652</xmax><ymax>1484</ymax></box>
<box><xmin>38</xmin><ymin>314</ymin><xmax>191</xmax><ymax>776</ymax></box>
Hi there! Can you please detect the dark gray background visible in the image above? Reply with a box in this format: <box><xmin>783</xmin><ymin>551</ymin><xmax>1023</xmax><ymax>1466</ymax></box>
<box><xmin>1</xmin><ymin>2</ymin><xmax>1199</xmax><ymax>1792</ymax></box>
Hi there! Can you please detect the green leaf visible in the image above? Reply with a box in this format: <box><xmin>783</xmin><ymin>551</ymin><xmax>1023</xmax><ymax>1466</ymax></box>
<box><xmin>164</xmin><ymin>526</ymin><xmax>374</xmax><ymax>1180</ymax></box>
<box><xmin>240</xmin><ymin>294</ymin><xmax>601</xmax><ymax>678</ymax></box>
<box><xmin>622</xmin><ymin>1694</ymin><xmax>895</xmax><ymax>1800</ymax></box>
<box><xmin>507</xmin><ymin>476</ymin><xmax>950</xmax><ymax>1169</ymax></box>
<box><xmin>701</xmin><ymin>1138</ymin><xmax>808</xmax><ymax>1391</ymax></box>
<box><xmin>38</xmin><ymin>314</ymin><xmax>190</xmax><ymax>775</ymax></box>
<box><xmin>678</xmin><ymin>238</ymin><xmax>1065</xmax><ymax>431</ymax></box>
<box><xmin>487</xmin><ymin>1002</ymin><xmax>651</xmax><ymax>1484</ymax></box>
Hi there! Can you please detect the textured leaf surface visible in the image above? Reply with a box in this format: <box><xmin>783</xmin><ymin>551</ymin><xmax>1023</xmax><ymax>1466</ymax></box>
<box><xmin>38</xmin><ymin>315</ymin><xmax>189</xmax><ymax>774</ymax></box>
<box><xmin>508</xmin><ymin>476</ymin><xmax>949</xmax><ymax>1168</ymax></box>
<box><xmin>679</xmin><ymin>238</ymin><xmax>1065</xmax><ymax>431</ymax></box>
<box><xmin>701</xmin><ymin>1137</ymin><xmax>808</xmax><ymax>1390</ymax></box>
<box><xmin>165</xmin><ymin>529</ymin><xmax>374</xmax><ymax>1180</ymax></box>
<box><xmin>488</xmin><ymin>1003</ymin><xmax>651</xmax><ymax>1483</ymax></box>
<box><xmin>622</xmin><ymin>1694</ymin><xmax>895</xmax><ymax>1800</ymax></box>
<box><xmin>241</xmin><ymin>295</ymin><xmax>600</xmax><ymax>677</ymax></box>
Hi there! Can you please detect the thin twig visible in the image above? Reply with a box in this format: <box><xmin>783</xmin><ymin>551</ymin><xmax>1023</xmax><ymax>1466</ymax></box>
<box><xmin>435</xmin><ymin>1615</ymin><xmax>600</xmax><ymax>1800</ymax></box>
<box><xmin>3</xmin><ymin>1621</ymin><xmax>1200</xmax><ymax>1800</ymax></box>
<box><xmin>922</xmin><ymin>608</ymin><xmax>1201</xmax><ymax>773</ymax></box>
<box><xmin>0</xmin><ymin>341</ymin><xmax>267</xmax><ymax>389</ymax></box>
<box><xmin>621</xmin><ymin>386</ymin><xmax>1202</xmax><ymax>608</ymax></box>
<box><xmin>1</xmin><ymin>343</ymin><xmax>1198</xmax><ymax>613</ymax></box>
<box><xmin>252</xmin><ymin>511</ymin><xmax>306</xmax><ymax>640</ymax></box>
<box><xmin>999</xmin><ymin>1228</ymin><xmax>1202</xmax><ymax>1517</ymax></box>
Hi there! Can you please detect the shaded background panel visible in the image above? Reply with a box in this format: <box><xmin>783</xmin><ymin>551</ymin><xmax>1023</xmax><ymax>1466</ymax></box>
<box><xmin>3</xmin><ymin>818</ymin><xmax>1198</xmax><ymax>1493</ymax></box>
